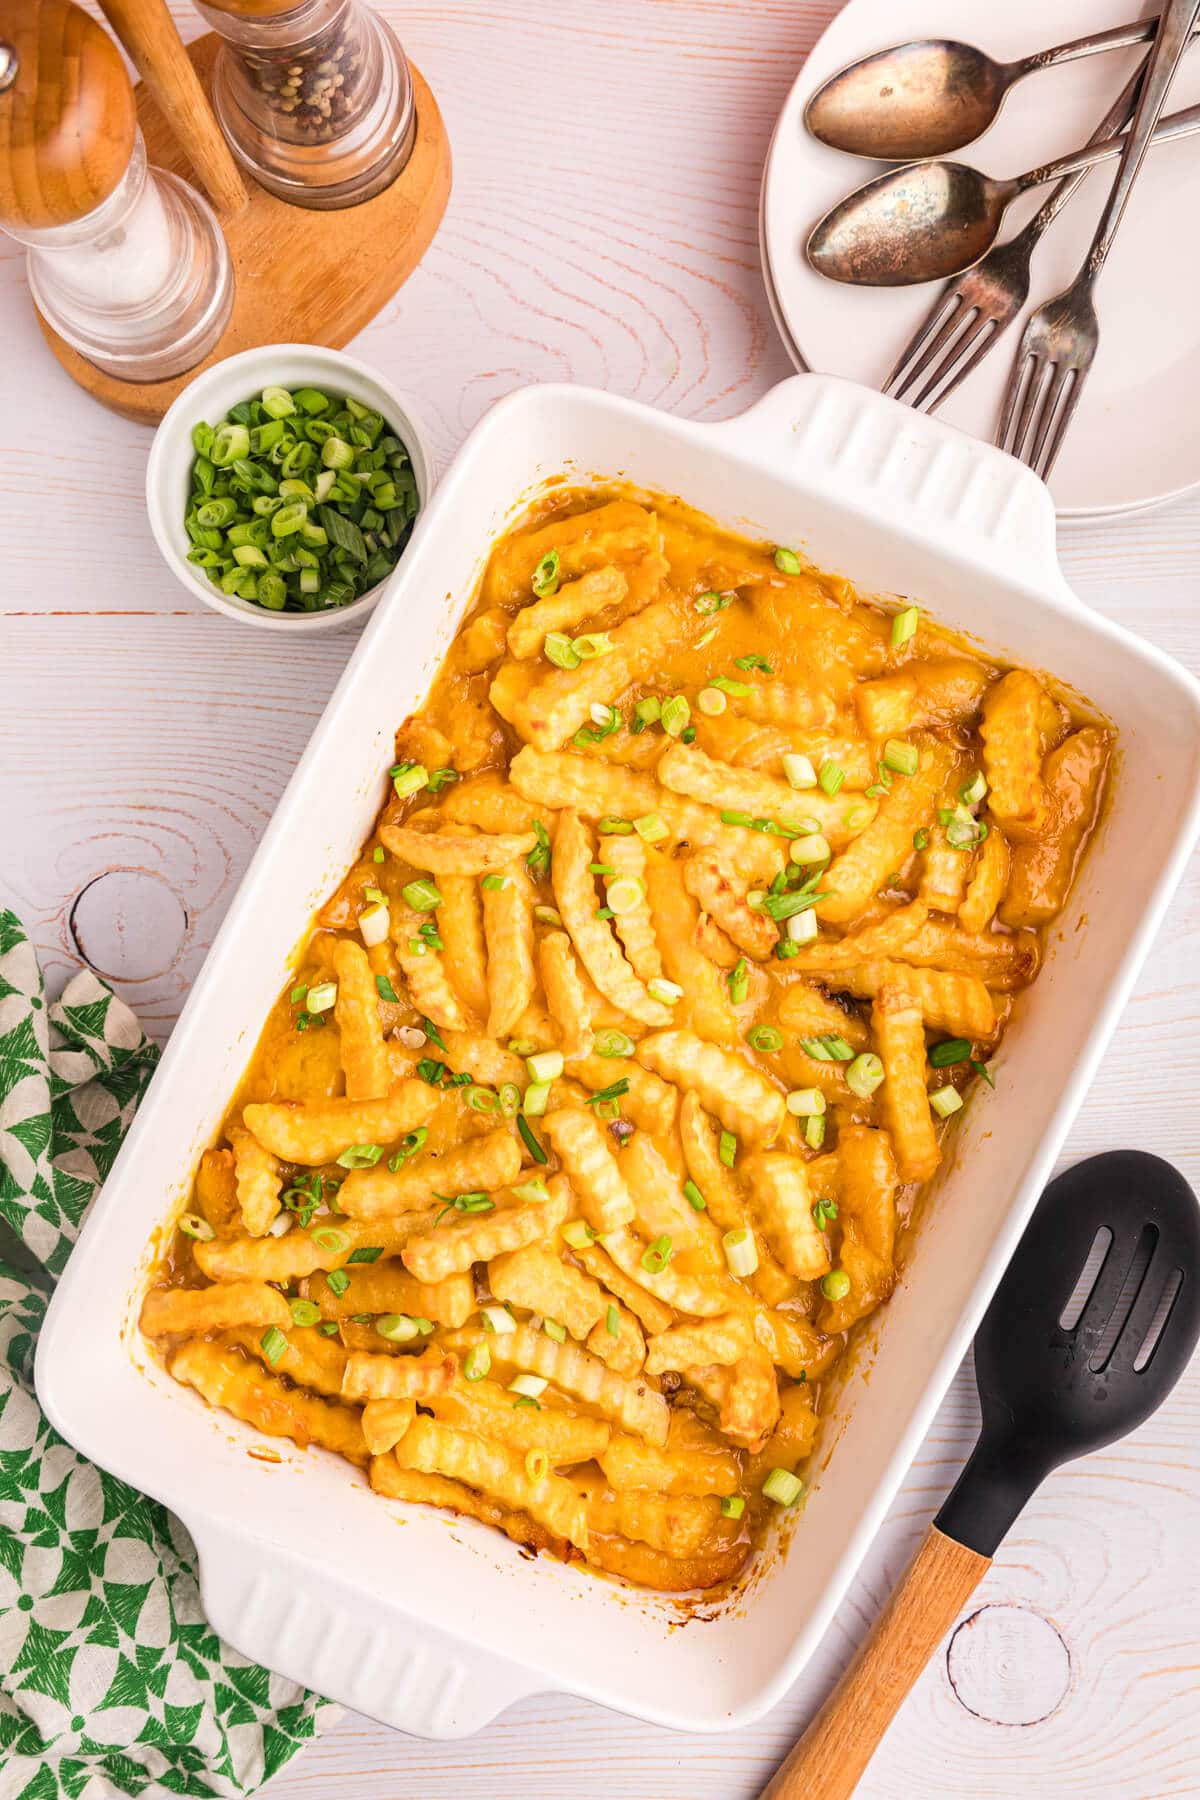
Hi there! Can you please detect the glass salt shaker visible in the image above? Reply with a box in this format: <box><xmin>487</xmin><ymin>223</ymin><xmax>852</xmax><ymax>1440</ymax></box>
<box><xmin>0</xmin><ymin>8</ymin><xmax>233</xmax><ymax>383</ymax></box>
<box><xmin>195</xmin><ymin>0</ymin><xmax>416</xmax><ymax>210</ymax></box>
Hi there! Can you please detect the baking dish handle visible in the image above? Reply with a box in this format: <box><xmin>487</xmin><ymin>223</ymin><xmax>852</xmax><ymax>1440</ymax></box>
<box><xmin>707</xmin><ymin>373</ymin><xmax>1074</xmax><ymax>599</ymax></box>
<box><xmin>191</xmin><ymin>1517</ymin><xmax>552</xmax><ymax>1739</ymax></box>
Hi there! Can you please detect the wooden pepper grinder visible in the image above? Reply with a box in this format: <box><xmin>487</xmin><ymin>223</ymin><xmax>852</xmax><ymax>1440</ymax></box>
<box><xmin>0</xmin><ymin>0</ymin><xmax>235</xmax><ymax>380</ymax></box>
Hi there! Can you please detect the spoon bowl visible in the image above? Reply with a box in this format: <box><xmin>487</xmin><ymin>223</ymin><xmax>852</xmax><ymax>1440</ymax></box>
<box><xmin>805</xmin><ymin>39</ymin><xmax>1012</xmax><ymax>161</ymax></box>
<box><xmin>807</xmin><ymin>160</ymin><xmax>1013</xmax><ymax>287</ymax></box>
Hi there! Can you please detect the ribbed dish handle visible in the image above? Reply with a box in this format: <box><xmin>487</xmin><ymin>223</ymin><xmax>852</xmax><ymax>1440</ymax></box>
<box><xmin>707</xmin><ymin>374</ymin><xmax>1072</xmax><ymax>600</ymax></box>
<box><xmin>191</xmin><ymin>1518</ymin><xmax>549</xmax><ymax>1739</ymax></box>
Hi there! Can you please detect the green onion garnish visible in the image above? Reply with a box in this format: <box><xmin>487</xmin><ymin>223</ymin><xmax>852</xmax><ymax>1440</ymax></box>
<box><xmin>336</xmin><ymin>1143</ymin><xmax>384</xmax><ymax>1169</ymax></box>
<box><xmin>930</xmin><ymin>1086</ymin><xmax>964</xmax><ymax>1119</ymax></box>
<box><xmin>890</xmin><ymin>605</ymin><xmax>919</xmax><ymax>647</ymax></box>
<box><xmin>746</xmin><ymin>1025</ymin><xmax>783</xmax><ymax>1053</ymax></box>
<box><xmin>774</xmin><ymin>547</ymin><xmax>802</xmax><ymax>574</ymax></box>
<box><xmin>593</xmin><ymin>1028</ymin><xmax>634</xmax><ymax>1058</ymax></box>
<box><xmin>762</xmin><ymin>1467</ymin><xmax>804</xmax><ymax>1505</ymax></box>
<box><xmin>388</xmin><ymin>1127</ymin><xmax>428</xmax><ymax>1171</ymax></box>
<box><xmin>346</xmin><ymin>1246</ymin><xmax>383</xmax><ymax>1264</ymax></box>
<box><xmin>376</xmin><ymin>1313</ymin><xmax>424</xmax><ymax>1343</ymax></box>
<box><xmin>913</xmin><ymin>827</ymin><xmax>931</xmax><ymax>852</ymax></box>
<box><xmin>799</xmin><ymin>1033</ymin><xmax>854</xmax><ymax>1062</ymax></box>
<box><xmin>735</xmin><ymin>654</ymin><xmax>772</xmax><ymax>673</ymax></box>
<box><xmin>178</xmin><ymin>1212</ymin><xmax>215</xmax><ymax>1242</ymax></box>
<box><xmin>695</xmin><ymin>590</ymin><xmax>733</xmax><ymax>615</ymax></box>
<box><xmin>532</xmin><ymin>550</ymin><xmax>561</xmax><ymax>597</ymax></box>
<box><xmin>517</xmin><ymin>1115</ymin><xmax>548</xmax><ymax>1164</ymax></box>
<box><xmin>598</xmin><ymin>816</ymin><xmax>634</xmax><ymax>835</ymax></box>
<box><xmin>402</xmin><ymin>879</ymin><xmax>441</xmax><ymax>911</ymax></box>
<box><xmin>719</xmin><ymin>1130</ymin><xmax>738</xmax><ymax>1168</ymax></box>
<box><xmin>812</xmin><ymin>1198</ymin><xmax>838</xmax><ymax>1231</ymax></box>
<box><xmin>882</xmin><ymin>739</ymin><xmax>919</xmax><ymax>777</ymax></box>
<box><xmin>543</xmin><ymin>1318</ymin><xmax>567</xmax><ymax>1343</ymax></box>
<box><xmin>464</xmin><ymin>1343</ymin><xmax>491</xmax><ymax>1381</ymax></box>
<box><xmin>818</xmin><ymin>759</ymin><xmax>845</xmax><ymax>797</ymax></box>
<box><xmin>929</xmin><ymin>1038</ymin><xmax>972</xmax><ymax>1067</ymax></box>
<box><xmin>481</xmin><ymin>873</ymin><xmax>509</xmax><ymax>892</ymax></box>
<box><xmin>728</xmin><ymin>958</ymin><xmax>749</xmax><ymax>1004</ymax></box>
<box><xmin>640</xmin><ymin>1234</ymin><xmax>674</xmax><ymax>1274</ymax></box>
<box><xmin>721</xmin><ymin>1494</ymin><xmax>746</xmax><ymax>1519</ymax></box>
<box><xmin>563</xmin><ymin>1220</ymin><xmax>597</xmax><ymax>1249</ymax></box>
<box><xmin>711</xmin><ymin>675</ymin><xmax>752</xmax><ymax>697</ymax></box>
<box><xmin>661</xmin><ymin>695</ymin><xmax>691</xmax><ymax>738</ymax></box>
<box><xmin>723</xmin><ymin>1228</ymin><xmax>758</xmax><ymax>1278</ymax></box>
<box><xmin>803</xmin><ymin>1113</ymin><xmax>826</xmax><ymax>1149</ymax></box>
<box><xmin>606</xmin><ymin>1303</ymin><xmax>620</xmax><ymax>1337</ymax></box>
<box><xmin>683</xmin><ymin>1179</ymin><xmax>706</xmax><ymax>1212</ymax></box>
<box><xmin>391</xmin><ymin>762</ymin><xmax>428</xmax><ymax>799</ymax></box>
<box><xmin>260</xmin><ymin>1326</ymin><xmax>288</xmax><ymax>1366</ymax></box>
<box><xmin>845</xmin><ymin>1053</ymin><xmax>885</xmax><ymax>1098</ymax></box>
<box><xmin>317</xmin><ymin>1320</ymin><xmax>340</xmax><ymax>1337</ymax></box>
<box><xmin>527</xmin><ymin>819</ymin><xmax>551</xmax><ymax>879</ymax></box>
<box><xmin>325</xmin><ymin>1269</ymin><xmax>350</xmax><ymax>1296</ymax></box>
<box><xmin>375</xmin><ymin>974</ymin><xmax>399</xmax><ymax>1002</ymax></box>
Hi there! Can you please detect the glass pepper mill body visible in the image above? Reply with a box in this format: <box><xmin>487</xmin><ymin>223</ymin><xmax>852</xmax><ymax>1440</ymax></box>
<box><xmin>195</xmin><ymin>0</ymin><xmax>416</xmax><ymax>209</ymax></box>
<box><xmin>0</xmin><ymin>6</ymin><xmax>233</xmax><ymax>383</ymax></box>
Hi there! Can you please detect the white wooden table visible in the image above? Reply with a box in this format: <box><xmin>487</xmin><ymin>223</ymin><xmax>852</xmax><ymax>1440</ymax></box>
<box><xmin>3</xmin><ymin>2</ymin><xmax>1198</xmax><ymax>1794</ymax></box>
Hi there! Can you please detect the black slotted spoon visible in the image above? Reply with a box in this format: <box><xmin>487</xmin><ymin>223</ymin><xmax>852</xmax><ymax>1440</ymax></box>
<box><xmin>762</xmin><ymin>1151</ymin><xmax>1200</xmax><ymax>1800</ymax></box>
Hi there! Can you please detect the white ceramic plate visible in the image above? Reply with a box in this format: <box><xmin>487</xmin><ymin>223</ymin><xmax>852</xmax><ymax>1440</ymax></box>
<box><xmin>762</xmin><ymin>0</ymin><xmax>1200</xmax><ymax>516</ymax></box>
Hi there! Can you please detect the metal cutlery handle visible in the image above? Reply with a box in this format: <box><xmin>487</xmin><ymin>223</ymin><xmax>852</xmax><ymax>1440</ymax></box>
<box><xmin>1024</xmin><ymin>34</ymin><xmax>1156</xmax><ymax>240</ymax></box>
<box><xmin>1014</xmin><ymin>13</ymin><xmax>1195</xmax><ymax>75</ymax></box>
<box><xmin>1020</xmin><ymin>91</ymin><xmax>1200</xmax><ymax>194</ymax></box>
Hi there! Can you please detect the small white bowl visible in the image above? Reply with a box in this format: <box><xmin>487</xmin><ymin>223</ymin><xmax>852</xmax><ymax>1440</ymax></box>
<box><xmin>146</xmin><ymin>343</ymin><xmax>433</xmax><ymax>632</ymax></box>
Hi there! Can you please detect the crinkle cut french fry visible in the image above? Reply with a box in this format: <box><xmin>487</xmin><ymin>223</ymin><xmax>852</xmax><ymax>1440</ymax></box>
<box><xmin>776</xmin><ymin>982</ymin><xmax>870</xmax><ymax>1048</ymax></box>
<box><xmin>437</xmin><ymin>1030</ymin><xmax>526</xmax><ymax>1089</ymax></box>
<box><xmin>223</xmin><ymin>1324</ymin><xmax>348</xmax><ymax>1398</ymax></box>
<box><xmin>499</xmin><ymin>1320</ymin><xmax>670</xmax><ymax>1446</ymax></box>
<box><xmin>485</xmin><ymin>498</ymin><xmax>657</xmax><ymax>606</ymax></box>
<box><xmin>873</xmin><ymin>984</ymin><xmax>940</xmax><ymax>1183</ymax></box>
<box><xmin>341</xmin><ymin>1347</ymin><xmax>457</xmax><ymax>1402</ymax></box>
<box><xmin>430</xmin><ymin>1379</ymin><xmax>611</xmax><ymax>1463</ymax></box>
<box><xmin>392</xmin><ymin>907</ymin><xmax>473</xmax><ymax>1032</ymax></box>
<box><xmin>840</xmin><ymin>899</ymin><xmax>929</xmax><ymax>962</ymax></box>
<box><xmin>658</xmin><ymin>741</ymin><xmax>874</xmax><ymax>849</ymax></box>
<box><xmin>678</xmin><ymin>1094</ymin><xmax>795</xmax><ymax>1302</ymax></box>
<box><xmin>958</xmin><ymin>826</ymin><xmax>1011</xmax><ymax>935</ymax></box>
<box><xmin>333</xmin><ymin>938</ymin><xmax>391</xmax><ymax>1100</ymax></box>
<box><xmin>438</xmin><ymin>776</ymin><xmax>542</xmax><ymax>835</ymax></box>
<box><xmin>543</xmin><ymin>1106</ymin><xmax>636</xmax><ymax>1232</ymax></box>
<box><xmin>338</xmin><ymin>1129</ymin><xmax>521</xmax><ymax>1220</ymax></box>
<box><xmin>856</xmin><ymin>658</ymin><xmax>989</xmax><ymax>741</ymax></box>
<box><xmin>482</xmin><ymin>862</ymin><xmax>537</xmax><ymax>1038</ymax></box>
<box><xmin>552</xmin><ymin>811</ymin><xmax>670</xmax><ymax>1027</ymax></box>
<box><xmin>822</xmin><ymin>960</ymin><xmax>996</xmax><ymax>1041</ymax></box>
<box><xmin>378</xmin><ymin>825</ymin><xmax>538</xmax><ymax>875</ymax></box>
<box><xmin>393</xmin><ymin>1415</ymin><xmax>590</xmax><ymax>1550</ymax></box>
<box><xmin>228</xmin><ymin>1124</ymin><xmax>281</xmax><ymax>1238</ymax></box>
<box><xmin>1001</xmin><ymin>727</ymin><xmax>1110</xmax><ymax>931</ymax></box>
<box><xmin>586</xmin><ymin>1300</ymin><xmax>646</xmax><ymax>1376</ymax></box>
<box><xmin>586</xmin><ymin>1484</ymin><xmax>724</xmax><ymax>1557</ymax></box>
<box><xmin>753</xmin><ymin>1309</ymin><xmax>840</xmax><ymax>1380</ymax></box>
<box><xmin>573</xmin><ymin>1243</ymin><xmax>676</xmax><ymax>1337</ymax></box>
<box><xmin>744</xmin><ymin>1383</ymin><xmax>819</xmax><ymax>1492</ymax></box>
<box><xmin>507</xmin><ymin>564</ymin><xmax>628</xmax><ymax>658</ymax></box>
<box><xmin>683</xmin><ymin>850</ymin><xmax>777</xmax><ymax>959</ymax></box>
<box><xmin>195</xmin><ymin>1212</ymin><xmax>439</xmax><ymax>1282</ymax></box>
<box><xmin>497</xmin><ymin>600</ymin><xmax>679</xmax><ymax>752</ymax></box>
<box><xmin>170</xmin><ymin>1338</ymin><xmax>368</xmax><ymax>1466</ymax></box>
<box><xmin>361</xmin><ymin>1399</ymin><xmax>416</xmax><ymax>1456</ymax></box>
<box><xmin>195</xmin><ymin>1148</ymin><xmax>239</xmax><ymax>1235</ymax></box>
<box><xmin>488</xmin><ymin>1241</ymin><xmax>608</xmax><ymax>1339</ymax></box>
<box><xmin>242</xmin><ymin>1082</ymin><xmax>436</xmax><ymax>1166</ymax></box>
<box><xmin>438</xmin><ymin>875</ymin><xmax>491</xmax><ymax>1022</ymax></box>
<box><xmin>646</xmin><ymin>1313</ymin><xmax>753</xmax><ymax>1374</ymax></box>
<box><xmin>791</xmin><ymin>913</ymin><xmax>1030</xmax><ymax>990</ymax></box>
<box><xmin>743</xmin><ymin>1152</ymin><xmax>830</xmax><ymax>1281</ymax></box>
<box><xmin>642</xmin><ymin>853</ymin><xmax>741</xmax><ymax>1047</ymax></box>
<box><xmin>507</xmin><ymin>747</ymin><xmax>784</xmax><ymax>883</ymax></box>
<box><xmin>816</xmin><ymin>741</ymin><xmax>956</xmax><ymax>926</ymax></box>
<box><xmin>539</xmin><ymin>931</ymin><xmax>594</xmax><ymax>1060</ymax></box>
<box><xmin>307</xmin><ymin>1261</ymin><xmax>475</xmax><ymax>1327</ymax></box>
<box><xmin>600</xmin><ymin>1227</ymin><xmax>731</xmax><ymax>1319</ymax></box>
<box><xmin>141</xmin><ymin>1280</ymin><xmax>290</xmax><ymax>1338</ymax></box>
<box><xmin>718</xmin><ymin>1343</ymin><xmax>781</xmax><ymax>1448</ymax></box>
<box><xmin>584</xmin><ymin>1529</ymin><xmax>750</xmax><ymax>1593</ymax></box>
<box><xmin>571</xmin><ymin>1056</ymin><xmax>677</xmax><ymax>1137</ymax></box>
<box><xmin>637</xmin><ymin>1029</ymin><xmax>785</xmax><ymax>1146</ymax></box>
<box><xmin>621</xmin><ymin>1132</ymin><xmax>724</xmax><ymax>1271</ymax></box>
<box><xmin>837</xmin><ymin>1124</ymin><xmax>899</xmax><ymax>1265</ymax></box>
<box><xmin>599</xmin><ymin>1431</ymin><xmax>739</xmax><ymax>1498</ymax></box>
<box><xmin>981</xmin><ymin>669</ymin><xmax>1050</xmax><ymax>830</ymax></box>
<box><xmin>370</xmin><ymin>1457</ymin><xmax>564</xmax><ymax>1557</ymax></box>
<box><xmin>604</xmin><ymin>834</ymin><xmax>663</xmax><ymax>983</ymax></box>
<box><xmin>733</xmin><ymin>682</ymin><xmax>836</xmax><ymax>729</ymax></box>
<box><xmin>401</xmin><ymin>1181</ymin><xmax>570</xmax><ymax>1283</ymax></box>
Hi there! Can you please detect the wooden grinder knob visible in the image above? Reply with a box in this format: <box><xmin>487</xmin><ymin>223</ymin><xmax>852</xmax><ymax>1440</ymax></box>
<box><xmin>0</xmin><ymin>0</ymin><xmax>137</xmax><ymax>231</ymax></box>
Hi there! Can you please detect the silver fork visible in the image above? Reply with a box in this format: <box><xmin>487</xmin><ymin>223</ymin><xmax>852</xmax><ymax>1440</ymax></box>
<box><xmin>884</xmin><ymin>47</ymin><xmax>1153</xmax><ymax>411</ymax></box>
<box><xmin>997</xmin><ymin>0</ymin><xmax>1200</xmax><ymax>478</ymax></box>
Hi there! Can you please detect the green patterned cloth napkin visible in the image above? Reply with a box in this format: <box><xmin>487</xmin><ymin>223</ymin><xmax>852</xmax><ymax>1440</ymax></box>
<box><xmin>0</xmin><ymin>911</ymin><xmax>336</xmax><ymax>1799</ymax></box>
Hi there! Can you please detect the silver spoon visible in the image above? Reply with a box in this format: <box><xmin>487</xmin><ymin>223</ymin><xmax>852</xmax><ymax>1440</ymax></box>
<box><xmin>807</xmin><ymin>97</ymin><xmax>1200</xmax><ymax>286</ymax></box>
<box><xmin>805</xmin><ymin>17</ymin><xmax>1200</xmax><ymax>160</ymax></box>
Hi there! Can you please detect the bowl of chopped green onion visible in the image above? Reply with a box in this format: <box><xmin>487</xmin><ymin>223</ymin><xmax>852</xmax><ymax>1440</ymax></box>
<box><xmin>146</xmin><ymin>344</ymin><xmax>430</xmax><ymax>630</ymax></box>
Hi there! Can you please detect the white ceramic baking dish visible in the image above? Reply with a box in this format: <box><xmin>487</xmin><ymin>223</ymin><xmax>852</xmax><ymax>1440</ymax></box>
<box><xmin>36</xmin><ymin>375</ymin><xmax>1200</xmax><ymax>1741</ymax></box>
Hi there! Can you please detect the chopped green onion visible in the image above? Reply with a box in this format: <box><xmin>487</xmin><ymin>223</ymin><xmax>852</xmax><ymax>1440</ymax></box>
<box><xmin>661</xmin><ymin>695</ymin><xmax>691</xmax><ymax>738</ymax></box>
<box><xmin>812</xmin><ymin>1198</ymin><xmax>838</xmax><ymax>1231</ymax></box>
<box><xmin>346</xmin><ymin>1246</ymin><xmax>383</xmax><ymax>1264</ymax></box>
<box><xmin>375</xmin><ymin>974</ymin><xmax>400</xmax><ymax>1003</ymax></box>
<box><xmin>746</xmin><ymin>1024</ymin><xmax>783</xmax><ymax>1053</ymax></box>
<box><xmin>466</xmin><ymin>1085</ymin><xmax>499</xmax><ymax>1114</ymax></box>
<box><xmin>942</xmin><ymin>804</ymin><xmax>985</xmax><ymax>849</ymax></box>
<box><xmin>786</xmin><ymin>1087</ymin><xmax>826</xmax><ymax>1117</ymax></box>
<box><xmin>695</xmin><ymin>590</ymin><xmax>733</xmax><ymax>615</ymax></box>
<box><xmin>633</xmin><ymin>812</ymin><xmax>669</xmax><ymax>843</ymax></box>
<box><xmin>647</xmin><ymin>977</ymin><xmax>683</xmax><ymax>1005</ymax></box>
<box><xmin>821</xmin><ymin>1269</ymin><xmax>851</xmax><ymax>1302</ymax></box>
<box><xmin>735</xmin><ymin>654</ymin><xmax>772</xmax><ymax>674</ymax></box>
<box><xmin>526</xmin><ymin>1048</ymin><xmax>564</xmax><ymax>1086</ymax></box>
<box><xmin>336</xmin><ymin>1143</ymin><xmax>383</xmax><ymax>1169</ymax></box>
<box><xmin>464</xmin><ymin>1343</ymin><xmax>491</xmax><ymax>1381</ymax></box>
<box><xmin>803</xmin><ymin>1114</ymin><xmax>826</xmax><ymax>1149</ymax></box>
<box><xmin>774</xmin><ymin>547</ymin><xmax>802</xmax><ymax>575</ymax></box>
<box><xmin>913</xmin><ymin>827</ymin><xmax>931</xmax><ymax>852</ymax></box>
<box><xmin>818</xmin><ymin>759</ymin><xmax>845</xmax><ymax>797</ymax></box>
<box><xmin>509</xmin><ymin>1373</ymin><xmax>548</xmax><ymax>1399</ymax></box>
<box><xmin>882</xmin><ymin>739</ymin><xmax>919</xmax><ymax>777</ymax></box>
<box><xmin>762</xmin><ymin>1467</ymin><xmax>804</xmax><ymax>1505</ymax></box>
<box><xmin>532</xmin><ymin>550</ymin><xmax>560</xmax><ymax>596</ymax></box>
<box><xmin>633</xmin><ymin>696</ymin><xmax>662</xmax><ymax>729</ymax></box>
<box><xmin>391</xmin><ymin>762</ymin><xmax>428</xmax><ymax>798</ymax></box>
<box><xmin>721</xmin><ymin>809</ymin><xmax>755</xmax><ymax>829</ymax></box>
<box><xmin>317</xmin><ymin>1320</ymin><xmax>340</xmax><ymax>1337</ymax></box>
<box><xmin>534</xmin><ymin>905</ymin><xmax>564</xmax><ymax>927</ymax></box>
<box><xmin>572</xmin><ymin>632</ymin><xmax>613</xmax><ymax>662</ymax></box>
<box><xmin>973</xmin><ymin>1060</ymin><xmax>995</xmax><ymax>1088</ymax></box>
<box><xmin>720</xmin><ymin>1494</ymin><xmax>746</xmax><ymax>1519</ymax></box>
<box><xmin>402</xmin><ymin>879</ymin><xmax>441</xmax><ymax>912</ymax></box>
<box><xmin>719</xmin><ymin>1130</ymin><xmax>737</xmax><ymax>1169</ymax></box>
<box><xmin>509</xmin><ymin>1038</ymin><xmax>537</xmax><ymax>1056</ymax></box>
<box><xmin>284</xmin><ymin>1299</ymin><xmax>319</xmax><ymax>1329</ymax></box>
<box><xmin>711</xmin><ymin>675</ymin><xmax>751</xmax><ymax>697</ymax></box>
<box><xmin>723</xmin><ymin>1228</ymin><xmax>759</xmax><ymax>1278</ymax></box>
<box><xmin>376</xmin><ymin>1313</ymin><xmax>425</xmax><ymax>1343</ymax></box>
<box><xmin>606</xmin><ymin>876</ymin><xmax>644</xmax><ymax>915</ymax></box>
<box><xmin>178</xmin><ymin>1211</ymin><xmax>215</xmax><ymax>1243</ymax></box>
<box><xmin>891</xmin><ymin>605</ymin><xmax>919</xmax><ymax>648</ymax></box>
<box><xmin>563</xmin><ymin>1219</ymin><xmax>598</xmax><ymax>1249</ymax></box>
<box><xmin>845</xmin><ymin>1053</ymin><xmax>885</xmax><ymax>1099</ymax></box>
<box><xmin>387</xmin><ymin>1129</ymin><xmax>428</xmax><ymax>1173</ymax></box>
<box><xmin>325</xmin><ymin>1268</ymin><xmax>350</xmax><ymax>1296</ymax></box>
<box><xmin>306</xmin><ymin>981</ymin><xmax>338</xmax><ymax>1014</ymax></box>
<box><xmin>359</xmin><ymin>902</ymin><xmax>389</xmax><ymax>947</ymax></box>
<box><xmin>606</xmin><ymin>1303</ymin><xmax>621</xmax><ymax>1337</ymax></box>
<box><xmin>543</xmin><ymin>1318</ymin><xmax>567</xmax><ymax>1343</ymax></box>
<box><xmin>930</xmin><ymin>1085</ymin><xmax>964</xmax><ymax>1119</ymax></box>
<box><xmin>761</xmin><ymin>886</ymin><xmax>824</xmax><ymax>923</ymax></box>
<box><xmin>260</xmin><ymin>1326</ymin><xmax>288</xmax><ymax>1366</ymax></box>
<box><xmin>525</xmin><ymin>1448</ymin><xmax>549</xmax><ymax>1482</ymax></box>
<box><xmin>290</xmin><ymin>983</ymin><xmax>308</xmax><ymax>1005</ymax></box>
<box><xmin>783</xmin><ymin>753</ymin><xmax>818</xmax><ymax>790</ymax></box>
<box><xmin>697</xmin><ymin>687</ymin><xmax>727</xmax><ymax>716</ymax></box>
<box><xmin>787</xmin><ymin>834</ymin><xmax>831</xmax><ymax>867</ymax></box>
<box><xmin>683</xmin><ymin>1179</ymin><xmax>706</xmax><ymax>1212</ymax></box>
<box><xmin>960</xmin><ymin>771</ymin><xmax>988</xmax><ymax>806</ymax></box>
<box><xmin>517</xmin><ymin>1115</ymin><xmax>548</xmax><ymax>1163</ymax></box>
<box><xmin>527</xmin><ymin>819</ymin><xmax>552</xmax><ymax>879</ymax></box>
<box><xmin>480</xmin><ymin>1304</ymin><xmax>516</xmax><ymax>1335</ymax></box>
<box><xmin>427</xmin><ymin>768</ymin><xmax>459</xmax><ymax>794</ymax></box>
<box><xmin>498</xmin><ymin>1082</ymin><xmax>522</xmax><ymax>1117</ymax></box>
<box><xmin>522</xmin><ymin>1080</ymin><xmax>552</xmax><ymax>1117</ymax></box>
<box><xmin>594</xmin><ymin>1028</ymin><xmax>634</xmax><ymax>1058</ymax></box>
<box><xmin>311</xmin><ymin>1226</ymin><xmax>350</xmax><ymax>1254</ymax></box>
<box><xmin>728</xmin><ymin>958</ymin><xmax>749</xmax><ymax>1004</ymax></box>
<box><xmin>543</xmin><ymin>631</ymin><xmax>580</xmax><ymax>670</ymax></box>
<box><xmin>640</xmin><ymin>1234</ymin><xmax>674</xmax><ymax>1274</ymax></box>
<box><xmin>787</xmin><ymin>909</ymin><xmax>819</xmax><ymax>946</ymax></box>
<box><xmin>799</xmin><ymin>1033</ymin><xmax>854</xmax><ymax>1062</ymax></box>
<box><xmin>598</xmin><ymin>816</ymin><xmax>634</xmax><ymax>835</ymax></box>
<box><xmin>481</xmin><ymin>873</ymin><xmax>509</xmax><ymax>892</ymax></box>
<box><xmin>844</xmin><ymin>804</ymin><xmax>873</xmax><ymax>833</ymax></box>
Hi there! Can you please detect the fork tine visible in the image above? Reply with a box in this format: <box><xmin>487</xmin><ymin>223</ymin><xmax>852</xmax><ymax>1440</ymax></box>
<box><xmin>1035</xmin><ymin>367</ymin><xmax>1086</xmax><ymax>483</ymax></box>
<box><xmin>882</xmin><ymin>288</ymin><xmax>964</xmax><ymax>400</ymax></box>
<box><xmin>913</xmin><ymin>311</ymin><xmax>1000</xmax><ymax>413</ymax></box>
<box><xmin>1006</xmin><ymin>354</ymin><xmax>1049</xmax><ymax>464</ymax></box>
<box><xmin>996</xmin><ymin>349</ymin><xmax>1033</xmax><ymax>456</ymax></box>
<box><xmin>890</xmin><ymin>297</ymin><xmax>972</xmax><ymax>403</ymax></box>
<box><xmin>1030</xmin><ymin>361</ymin><xmax>1075</xmax><ymax>476</ymax></box>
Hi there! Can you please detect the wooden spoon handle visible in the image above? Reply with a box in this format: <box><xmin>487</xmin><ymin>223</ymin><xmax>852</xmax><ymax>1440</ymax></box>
<box><xmin>96</xmin><ymin>0</ymin><xmax>247</xmax><ymax>216</ymax></box>
<box><xmin>759</xmin><ymin>1528</ymin><xmax>990</xmax><ymax>1800</ymax></box>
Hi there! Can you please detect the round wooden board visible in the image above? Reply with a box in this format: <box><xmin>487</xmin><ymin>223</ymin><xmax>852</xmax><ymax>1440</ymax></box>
<box><xmin>36</xmin><ymin>35</ymin><xmax>451</xmax><ymax>426</ymax></box>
